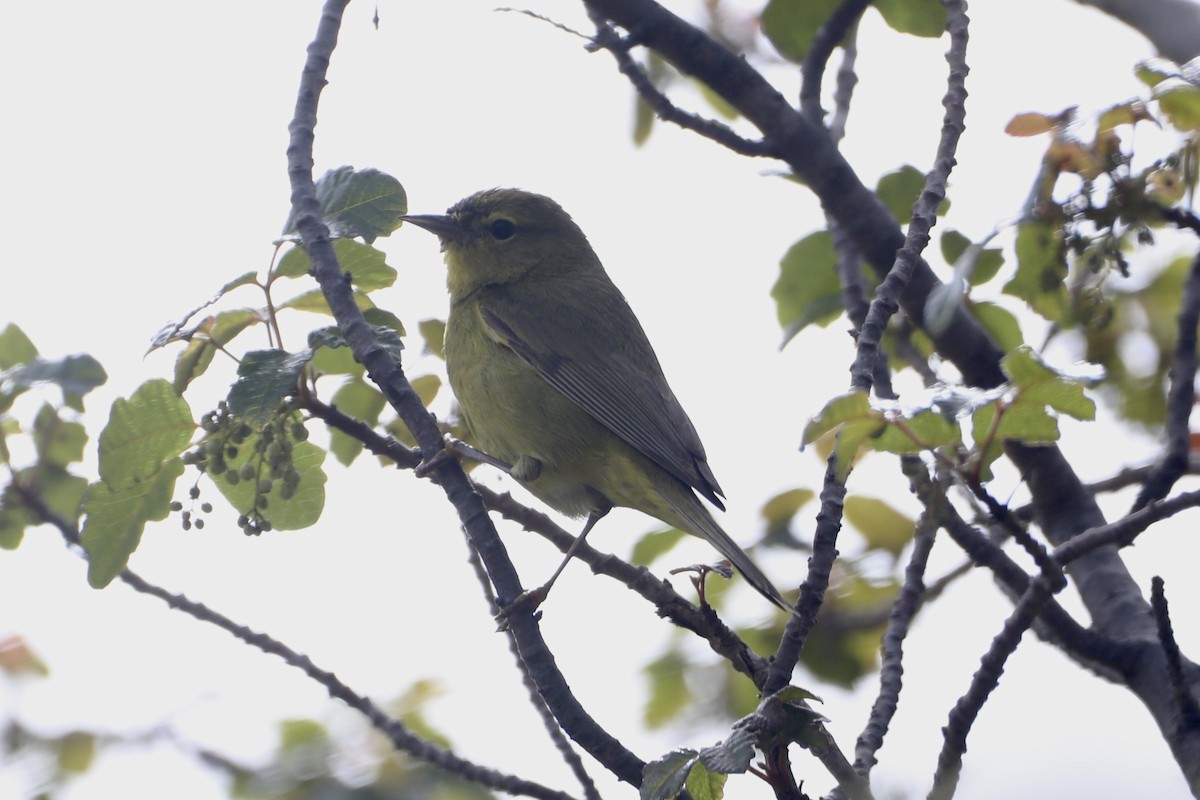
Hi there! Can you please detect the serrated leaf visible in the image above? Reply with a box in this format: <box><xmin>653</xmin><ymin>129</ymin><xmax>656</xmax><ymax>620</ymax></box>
<box><xmin>1004</xmin><ymin>221</ymin><xmax>1069</xmax><ymax>322</ymax></box>
<box><xmin>0</xmin><ymin>324</ymin><xmax>37</xmax><ymax>369</ymax></box>
<box><xmin>698</xmin><ymin>727</ymin><xmax>755</xmax><ymax>774</ymax></box>
<box><xmin>282</xmin><ymin>166</ymin><xmax>407</xmax><ymax>243</ymax></box>
<box><xmin>874</xmin><ymin>0</ymin><xmax>944</xmax><ymax>37</ymax></box>
<box><xmin>418</xmin><ymin>318</ymin><xmax>446</xmax><ymax>360</ymax></box>
<box><xmin>772</xmin><ymin>231</ymin><xmax>842</xmax><ymax>345</ymax></box>
<box><xmin>642</xmin><ymin>750</ymin><xmax>699</xmax><ymax>800</ymax></box>
<box><xmin>211</xmin><ymin>438</ymin><xmax>327</xmax><ymax>530</ymax></box>
<box><xmin>227</xmin><ymin>350</ymin><xmax>312</xmax><ymax>424</ymax></box>
<box><xmin>643</xmin><ymin>651</ymin><xmax>691</xmax><ymax>729</ymax></box>
<box><xmin>685</xmin><ymin>762</ymin><xmax>727</xmax><ymax>800</ymax></box>
<box><xmin>761</xmin><ymin>0</ymin><xmax>843</xmax><ymax>62</ymax></box>
<box><xmin>276</xmin><ymin>239</ymin><xmax>398</xmax><ymax>292</ymax></box>
<box><xmin>844</xmin><ymin>496</ymin><xmax>914</xmax><ymax>557</ymax></box>
<box><xmin>328</xmin><ymin>379</ymin><xmax>387</xmax><ymax>466</ymax></box>
<box><xmin>81</xmin><ymin>458</ymin><xmax>184</xmax><ymax>588</ymax></box>
<box><xmin>98</xmin><ymin>379</ymin><xmax>194</xmax><ymax>490</ymax></box>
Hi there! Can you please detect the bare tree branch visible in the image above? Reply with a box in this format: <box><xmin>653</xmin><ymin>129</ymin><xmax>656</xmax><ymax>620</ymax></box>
<box><xmin>286</xmin><ymin>0</ymin><xmax>645</xmax><ymax>785</ymax></box>
<box><xmin>1074</xmin><ymin>0</ymin><xmax>1200</xmax><ymax>63</ymax></box>
<box><xmin>11</xmin><ymin>479</ymin><xmax>576</xmax><ymax>800</ymax></box>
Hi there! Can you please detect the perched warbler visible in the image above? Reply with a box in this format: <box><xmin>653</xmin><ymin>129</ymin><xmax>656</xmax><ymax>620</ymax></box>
<box><xmin>403</xmin><ymin>189</ymin><xmax>790</xmax><ymax>611</ymax></box>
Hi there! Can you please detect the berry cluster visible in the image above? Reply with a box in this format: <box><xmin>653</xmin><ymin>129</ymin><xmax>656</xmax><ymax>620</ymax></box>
<box><xmin>179</xmin><ymin>399</ymin><xmax>310</xmax><ymax>535</ymax></box>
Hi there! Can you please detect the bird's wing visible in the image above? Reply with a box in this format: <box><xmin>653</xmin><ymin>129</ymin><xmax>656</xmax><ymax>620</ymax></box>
<box><xmin>479</xmin><ymin>283</ymin><xmax>726</xmax><ymax>508</ymax></box>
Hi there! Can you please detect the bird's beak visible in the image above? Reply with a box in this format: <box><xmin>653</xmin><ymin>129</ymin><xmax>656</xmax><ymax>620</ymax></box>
<box><xmin>402</xmin><ymin>213</ymin><xmax>465</xmax><ymax>243</ymax></box>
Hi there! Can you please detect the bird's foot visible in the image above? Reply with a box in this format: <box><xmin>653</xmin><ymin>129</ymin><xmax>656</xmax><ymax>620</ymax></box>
<box><xmin>494</xmin><ymin>585</ymin><xmax>549</xmax><ymax>631</ymax></box>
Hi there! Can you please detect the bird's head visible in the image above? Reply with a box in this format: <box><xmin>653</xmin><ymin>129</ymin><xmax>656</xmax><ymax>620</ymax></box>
<box><xmin>403</xmin><ymin>188</ymin><xmax>599</xmax><ymax>299</ymax></box>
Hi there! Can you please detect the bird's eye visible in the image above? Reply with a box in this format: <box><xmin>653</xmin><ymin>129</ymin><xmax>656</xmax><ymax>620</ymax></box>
<box><xmin>490</xmin><ymin>219</ymin><xmax>516</xmax><ymax>240</ymax></box>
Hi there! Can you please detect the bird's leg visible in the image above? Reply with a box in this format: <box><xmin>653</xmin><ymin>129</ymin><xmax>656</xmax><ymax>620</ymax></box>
<box><xmin>416</xmin><ymin>436</ymin><xmax>542</xmax><ymax>480</ymax></box>
<box><xmin>496</xmin><ymin>505</ymin><xmax>611</xmax><ymax>627</ymax></box>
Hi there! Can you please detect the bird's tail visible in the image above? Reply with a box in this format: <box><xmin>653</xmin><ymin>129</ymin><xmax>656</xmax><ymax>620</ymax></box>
<box><xmin>665</xmin><ymin>484</ymin><xmax>793</xmax><ymax>612</ymax></box>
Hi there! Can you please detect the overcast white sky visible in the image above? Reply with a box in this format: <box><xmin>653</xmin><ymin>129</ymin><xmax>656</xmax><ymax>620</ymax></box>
<box><xmin>1</xmin><ymin>1</ymin><xmax>1197</xmax><ymax>798</ymax></box>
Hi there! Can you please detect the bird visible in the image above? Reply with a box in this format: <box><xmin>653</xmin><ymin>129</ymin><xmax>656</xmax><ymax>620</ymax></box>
<box><xmin>403</xmin><ymin>188</ymin><xmax>791</xmax><ymax>612</ymax></box>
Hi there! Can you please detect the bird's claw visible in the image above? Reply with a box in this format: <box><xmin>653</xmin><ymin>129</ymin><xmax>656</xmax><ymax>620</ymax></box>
<box><xmin>494</xmin><ymin>586</ymin><xmax>549</xmax><ymax>631</ymax></box>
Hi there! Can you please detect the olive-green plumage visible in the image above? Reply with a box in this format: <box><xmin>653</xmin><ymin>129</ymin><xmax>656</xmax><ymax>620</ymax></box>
<box><xmin>404</xmin><ymin>189</ymin><xmax>789</xmax><ymax>610</ymax></box>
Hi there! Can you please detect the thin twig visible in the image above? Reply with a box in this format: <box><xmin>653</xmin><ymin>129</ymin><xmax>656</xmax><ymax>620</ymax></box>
<box><xmin>854</xmin><ymin>488</ymin><xmax>937</xmax><ymax>777</ymax></box>
<box><xmin>587</xmin><ymin>13</ymin><xmax>775</xmax><ymax>157</ymax></box>
<box><xmin>1150</xmin><ymin>577</ymin><xmax>1200</xmax><ymax>732</ymax></box>
<box><xmin>287</xmin><ymin>0</ymin><xmax>645</xmax><ymax>784</ymax></box>
<box><xmin>928</xmin><ymin>579</ymin><xmax>1055</xmax><ymax>800</ymax></box>
<box><xmin>464</xmin><ymin>536</ymin><xmax>602</xmax><ymax>800</ymax></box>
<box><xmin>13</xmin><ymin>481</ymin><xmax>576</xmax><ymax>800</ymax></box>
<box><xmin>1133</xmin><ymin>250</ymin><xmax>1200</xmax><ymax>511</ymax></box>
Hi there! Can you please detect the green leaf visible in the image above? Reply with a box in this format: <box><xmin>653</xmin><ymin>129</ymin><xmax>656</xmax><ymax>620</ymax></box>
<box><xmin>0</xmin><ymin>324</ymin><xmax>37</xmax><ymax>369</ymax></box>
<box><xmin>328</xmin><ymin>379</ymin><xmax>387</xmax><ymax>466</ymax></box>
<box><xmin>279</xmin><ymin>288</ymin><xmax>375</xmax><ymax>316</ymax></box>
<box><xmin>2</xmin><ymin>354</ymin><xmax>107</xmax><ymax>408</ymax></box>
<box><xmin>630</xmin><ymin>527</ymin><xmax>686</xmax><ymax>566</ymax></box>
<box><xmin>411</xmin><ymin>374</ymin><xmax>440</xmax><ymax>406</ymax></box>
<box><xmin>227</xmin><ymin>350</ymin><xmax>312</xmax><ymax>424</ymax></box>
<box><xmin>1156</xmin><ymin>83</ymin><xmax>1200</xmax><ymax>131</ymax></box>
<box><xmin>643</xmin><ymin>651</ymin><xmax>691</xmax><ymax>729</ymax></box>
<box><xmin>310</xmin><ymin>341</ymin><xmax>363</xmax><ymax>377</ymax></box>
<box><xmin>172</xmin><ymin>337</ymin><xmax>216</xmax><ymax>395</ymax></box>
<box><xmin>760</xmin><ymin>488</ymin><xmax>815</xmax><ymax>537</ymax></box>
<box><xmin>1004</xmin><ymin>221</ymin><xmax>1069</xmax><ymax>322</ymax></box>
<box><xmin>33</xmin><ymin>404</ymin><xmax>87</xmax><ymax>467</ymax></box>
<box><xmin>1003</xmin><ymin>347</ymin><xmax>1096</xmax><ymax>420</ymax></box>
<box><xmin>684</xmin><ymin>763</ymin><xmax>727</xmax><ymax>800</ymax></box>
<box><xmin>81</xmin><ymin>458</ymin><xmax>184</xmax><ymax>588</ymax></box>
<box><xmin>871</xmin><ymin>408</ymin><xmax>958</xmax><ymax>454</ymax></box>
<box><xmin>969</xmin><ymin>301</ymin><xmax>1024</xmax><ymax>354</ymax></box>
<box><xmin>697</xmin><ymin>726</ymin><xmax>755</xmax><ymax>775</ymax></box>
<box><xmin>363</xmin><ymin>307</ymin><xmax>406</xmax><ymax>338</ymax></box>
<box><xmin>1135</xmin><ymin>58</ymin><xmax>1178</xmax><ymax>88</ymax></box>
<box><xmin>876</xmin><ymin>165</ymin><xmax>926</xmax><ymax>222</ymax></box>
<box><xmin>282</xmin><ymin>166</ymin><xmax>407</xmax><ymax>243</ymax></box>
<box><xmin>941</xmin><ymin>229</ymin><xmax>1005</xmax><ymax>286</ymax></box>
<box><xmin>761</xmin><ymin>0</ymin><xmax>843</xmax><ymax>62</ymax></box>
<box><xmin>642</xmin><ymin>750</ymin><xmax>699</xmax><ymax>800</ymax></box>
<box><xmin>802</xmin><ymin>391</ymin><xmax>878</xmax><ymax>444</ymax></box>
<box><xmin>211</xmin><ymin>438</ymin><xmax>327</xmax><ymax>530</ymax></box>
<box><xmin>97</xmin><ymin>380</ymin><xmax>194</xmax><ymax>490</ymax></box>
<box><xmin>276</xmin><ymin>239</ymin><xmax>398</xmax><ymax>292</ymax></box>
<box><xmin>874</xmin><ymin>0</ymin><xmax>945</xmax><ymax>37</ymax></box>
<box><xmin>147</xmin><ymin>274</ymin><xmax>261</xmax><ymax>353</ymax></box>
<box><xmin>418</xmin><ymin>318</ymin><xmax>446</xmax><ymax>360</ymax></box>
<box><xmin>844</xmin><ymin>496</ymin><xmax>914</xmax><ymax>557</ymax></box>
<box><xmin>772</xmin><ymin>231</ymin><xmax>842</xmax><ymax>345</ymax></box>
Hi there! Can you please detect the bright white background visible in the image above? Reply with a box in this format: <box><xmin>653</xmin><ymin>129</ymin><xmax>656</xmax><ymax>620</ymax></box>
<box><xmin>1</xmin><ymin>1</ymin><xmax>1197</xmax><ymax>798</ymax></box>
